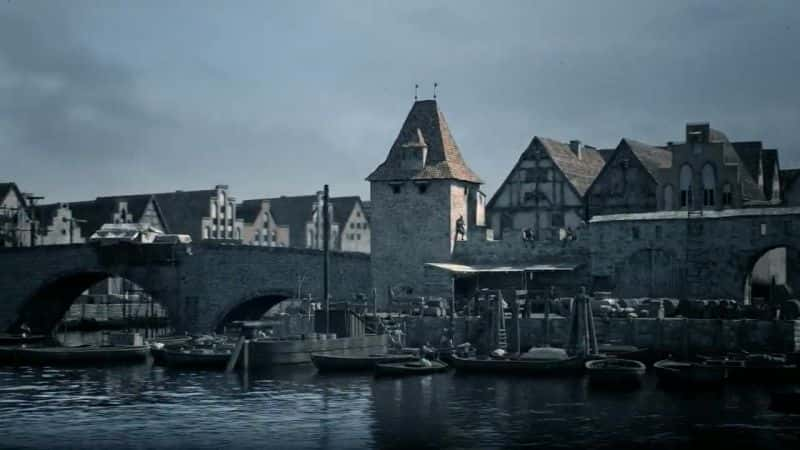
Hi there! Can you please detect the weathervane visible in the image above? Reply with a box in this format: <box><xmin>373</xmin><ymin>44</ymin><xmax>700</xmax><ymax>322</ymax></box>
<box><xmin>414</xmin><ymin>83</ymin><xmax>419</xmax><ymax>101</ymax></box>
<box><xmin>433</xmin><ymin>82</ymin><xmax>438</xmax><ymax>99</ymax></box>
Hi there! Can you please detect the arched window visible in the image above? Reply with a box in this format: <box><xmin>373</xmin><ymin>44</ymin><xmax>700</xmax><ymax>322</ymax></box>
<box><xmin>722</xmin><ymin>183</ymin><xmax>733</xmax><ymax>207</ymax></box>
<box><xmin>663</xmin><ymin>185</ymin><xmax>674</xmax><ymax>210</ymax></box>
<box><xmin>702</xmin><ymin>164</ymin><xmax>716</xmax><ymax>207</ymax></box>
<box><xmin>679</xmin><ymin>165</ymin><xmax>693</xmax><ymax>208</ymax></box>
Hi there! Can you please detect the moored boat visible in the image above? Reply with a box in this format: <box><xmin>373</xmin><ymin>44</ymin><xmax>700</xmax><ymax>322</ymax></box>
<box><xmin>160</xmin><ymin>347</ymin><xmax>234</xmax><ymax>369</ymax></box>
<box><xmin>451</xmin><ymin>354</ymin><xmax>585</xmax><ymax>375</ymax></box>
<box><xmin>770</xmin><ymin>391</ymin><xmax>800</xmax><ymax>414</ymax></box>
<box><xmin>699</xmin><ymin>353</ymin><xmax>798</xmax><ymax>383</ymax></box>
<box><xmin>597</xmin><ymin>344</ymin><xmax>657</xmax><ymax>366</ymax></box>
<box><xmin>653</xmin><ymin>359</ymin><xmax>726</xmax><ymax>386</ymax></box>
<box><xmin>586</xmin><ymin>358</ymin><xmax>646</xmax><ymax>387</ymax></box>
<box><xmin>0</xmin><ymin>345</ymin><xmax>149</xmax><ymax>365</ymax></box>
<box><xmin>0</xmin><ymin>333</ymin><xmax>48</xmax><ymax>346</ymax></box>
<box><xmin>311</xmin><ymin>353</ymin><xmax>418</xmax><ymax>372</ymax></box>
<box><xmin>375</xmin><ymin>359</ymin><xmax>449</xmax><ymax>376</ymax></box>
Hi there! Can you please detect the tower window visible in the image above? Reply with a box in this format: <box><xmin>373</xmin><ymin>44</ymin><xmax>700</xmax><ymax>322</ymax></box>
<box><xmin>722</xmin><ymin>183</ymin><xmax>733</xmax><ymax>207</ymax></box>
<box><xmin>702</xmin><ymin>164</ymin><xmax>716</xmax><ymax>207</ymax></box>
<box><xmin>680</xmin><ymin>164</ymin><xmax>693</xmax><ymax>208</ymax></box>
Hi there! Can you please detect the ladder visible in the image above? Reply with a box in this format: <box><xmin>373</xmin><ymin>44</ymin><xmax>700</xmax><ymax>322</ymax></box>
<box><xmin>496</xmin><ymin>294</ymin><xmax>508</xmax><ymax>350</ymax></box>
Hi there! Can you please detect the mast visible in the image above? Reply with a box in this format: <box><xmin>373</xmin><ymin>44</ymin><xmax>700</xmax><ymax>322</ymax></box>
<box><xmin>323</xmin><ymin>184</ymin><xmax>330</xmax><ymax>335</ymax></box>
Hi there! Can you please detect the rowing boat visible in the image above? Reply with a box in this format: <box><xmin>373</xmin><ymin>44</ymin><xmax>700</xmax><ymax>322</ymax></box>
<box><xmin>375</xmin><ymin>359</ymin><xmax>449</xmax><ymax>376</ymax></box>
<box><xmin>586</xmin><ymin>358</ymin><xmax>646</xmax><ymax>386</ymax></box>
<box><xmin>451</xmin><ymin>354</ymin><xmax>585</xmax><ymax>375</ymax></box>
<box><xmin>311</xmin><ymin>353</ymin><xmax>418</xmax><ymax>372</ymax></box>
<box><xmin>653</xmin><ymin>359</ymin><xmax>726</xmax><ymax>386</ymax></box>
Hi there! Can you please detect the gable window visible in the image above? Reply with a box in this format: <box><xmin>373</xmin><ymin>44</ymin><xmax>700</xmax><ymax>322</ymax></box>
<box><xmin>551</xmin><ymin>212</ymin><xmax>565</xmax><ymax>228</ymax></box>
<box><xmin>680</xmin><ymin>164</ymin><xmax>693</xmax><ymax>208</ymax></box>
<box><xmin>702</xmin><ymin>164</ymin><xmax>716</xmax><ymax>207</ymax></box>
<box><xmin>663</xmin><ymin>185</ymin><xmax>674</xmax><ymax>210</ymax></box>
<box><xmin>722</xmin><ymin>183</ymin><xmax>733</xmax><ymax>207</ymax></box>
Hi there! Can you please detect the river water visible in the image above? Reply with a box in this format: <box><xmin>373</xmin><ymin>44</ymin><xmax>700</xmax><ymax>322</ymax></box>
<box><xmin>1</xmin><ymin>357</ymin><xmax>799</xmax><ymax>450</ymax></box>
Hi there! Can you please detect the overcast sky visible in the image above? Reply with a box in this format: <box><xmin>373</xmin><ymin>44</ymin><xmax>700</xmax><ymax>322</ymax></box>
<box><xmin>2</xmin><ymin>0</ymin><xmax>799</xmax><ymax>203</ymax></box>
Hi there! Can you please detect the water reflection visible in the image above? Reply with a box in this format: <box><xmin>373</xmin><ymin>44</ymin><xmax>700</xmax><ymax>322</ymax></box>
<box><xmin>0</xmin><ymin>362</ymin><xmax>798</xmax><ymax>449</ymax></box>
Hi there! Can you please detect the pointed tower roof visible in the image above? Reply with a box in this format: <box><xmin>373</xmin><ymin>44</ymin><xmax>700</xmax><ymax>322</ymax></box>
<box><xmin>366</xmin><ymin>99</ymin><xmax>483</xmax><ymax>184</ymax></box>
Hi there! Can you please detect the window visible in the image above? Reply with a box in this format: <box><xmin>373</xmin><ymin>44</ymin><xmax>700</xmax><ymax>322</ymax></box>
<box><xmin>702</xmin><ymin>164</ymin><xmax>716</xmax><ymax>207</ymax></box>
<box><xmin>350</xmin><ymin>223</ymin><xmax>355</xmax><ymax>229</ymax></box>
<box><xmin>391</xmin><ymin>184</ymin><xmax>402</xmax><ymax>194</ymax></box>
<box><xmin>356</xmin><ymin>211</ymin><xmax>361</xmax><ymax>218</ymax></box>
<box><xmin>655</xmin><ymin>225</ymin><xmax>662</xmax><ymax>239</ymax></box>
<box><xmin>761</xmin><ymin>223</ymin><xmax>767</xmax><ymax>236</ymax></box>
<box><xmin>632</xmin><ymin>226</ymin><xmax>640</xmax><ymax>240</ymax></box>
<box><xmin>417</xmin><ymin>183</ymin><xmax>428</xmax><ymax>194</ymax></box>
<box><xmin>356</xmin><ymin>234</ymin><xmax>361</xmax><ymax>240</ymax></box>
<box><xmin>722</xmin><ymin>183</ymin><xmax>733</xmax><ymax>207</ymax></box>
<box><xmin>680</xmin><ymin>165</ymin><xmax>693</xmax><ymax>208</ymax></box>
<box><xmin>663</xmin><ymin>185</ymin><xmax>674</xmax><ymax>210</ymax></box>
<box><xmin>551</xmin><ymin>212</ymin><xmax>565</xmax><ymax>228</ymax></box>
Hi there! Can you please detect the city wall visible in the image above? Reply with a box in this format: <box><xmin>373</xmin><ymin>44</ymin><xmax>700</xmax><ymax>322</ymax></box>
<box><xmin>399</xmin><ymin>316</ymin><xmax>800</xmax><ymax>355</ymax></box>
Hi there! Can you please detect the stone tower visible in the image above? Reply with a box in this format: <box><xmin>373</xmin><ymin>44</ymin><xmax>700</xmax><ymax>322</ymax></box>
<box><xmin>367</xmin><ymin>99</ymin><xmax>484</xmax><ymax>307</ymax></box>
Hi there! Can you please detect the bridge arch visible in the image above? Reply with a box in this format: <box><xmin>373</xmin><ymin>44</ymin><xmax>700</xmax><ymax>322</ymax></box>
<box><xmin>742</xmin><ymin>244</ymin><xmax>800</xmax><ymax>305</ymax></box>
<box><xmin>12</xmin><ymin>269</ymin><xmax>172</xmax><ymax>334</ymax></box>
<box><xmin>214</xmin><ymin>289</ymin><xmax>295</xmax><ymax>331</ymax></box>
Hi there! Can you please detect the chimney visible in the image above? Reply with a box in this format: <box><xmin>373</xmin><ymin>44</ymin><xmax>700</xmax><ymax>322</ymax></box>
<box><xmin>569</xmin><ymin>140</ymin><xmax>582</xmax><ymax>160</ymax></box>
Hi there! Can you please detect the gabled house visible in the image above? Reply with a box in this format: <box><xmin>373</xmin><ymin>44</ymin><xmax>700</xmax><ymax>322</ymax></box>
<box><xmin>0</xmin><ymin>182</ymin><xmax>31</xmax><ymax>247</ymax></box>
<box><xmin>238</xmin><ymin>199</ymin><xmax>289</xmax><ymax>247</ymax></box>
<box><xmin>486</xmin><ymin>137</ymin><xmax>605</xmax><ymax>240</ymax></box>
<box><xmin>262</xmin><ymin>192</ymin><xmax>370</xmax><ymax>253</ymax></box>
<box><xmin>586</xmin><ymin>139</ymin><xmax>672</xmax><ymax>217</ymax></box>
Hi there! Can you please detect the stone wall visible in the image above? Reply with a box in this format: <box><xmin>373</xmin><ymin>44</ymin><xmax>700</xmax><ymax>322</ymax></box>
<box><xmin>590</xmin><ymin>208</ymin><xmax>800</xmax><ymax>300</ymax></box>
<box><xmin>370</xmin><ymin>181</ymin><xmax>455</xmax><ymax>307</ymax></box>
<box><xmin>398</xmin><ymin>316</ymin><xmax>800</xmax><ymax>355</ymax></box>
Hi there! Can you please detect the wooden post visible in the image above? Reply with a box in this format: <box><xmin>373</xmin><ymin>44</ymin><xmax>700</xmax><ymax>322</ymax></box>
<box><xmin>243</xmin><ymin>339</ymin><xmax>250</xmax><ymax>371</ymax></box>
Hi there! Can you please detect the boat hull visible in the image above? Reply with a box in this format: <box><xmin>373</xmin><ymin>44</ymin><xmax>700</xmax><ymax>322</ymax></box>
<box><xmin>451</xmin><ymin>355</ymin><xmax>585</xmax><ymax>375</ymax></box>
<box><xmin>161</xmin><ymin>349</ymin><xmax>232</xmax><ymax>369</ymax></box>
<box><xmin>654</xmin><ymin>360</ymin><xmax>726</xmax><ymax>386</ymax></box>
<box><xmin>311</xmin><ymin>353</ymin><xmax>417</xmax><ymax>372</ymax></box>
<box><xmin>0</xmin><ymin>345</ymin><xmax>149</xmax><ymax>365</ymax></box>
<box><xmin>586</xmin><ymin>358</ymin><xmax>646</xmax><ymax>386</ymax></box>
<box><xmin>375</xmin><ymin>360</ymin><xmax>449</xmax><ymax>376</ymax></box>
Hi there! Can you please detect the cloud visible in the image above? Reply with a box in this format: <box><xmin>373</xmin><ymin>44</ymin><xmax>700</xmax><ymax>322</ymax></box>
<box><xmin>0</xmin><ymin>4</ymin><xmax>171</xmax><ymax>164</ymax></box>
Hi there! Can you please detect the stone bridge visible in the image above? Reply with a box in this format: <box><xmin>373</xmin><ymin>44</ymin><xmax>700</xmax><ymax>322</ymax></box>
<box><xmin>590</xmin><ymin>207</ymin><xmax>800</xmax><ymax>302</ymax></box>
<box><xmin>0</xmin><ymin>242</ymin><xmax>370</xmax><ymax>333</ymax></box>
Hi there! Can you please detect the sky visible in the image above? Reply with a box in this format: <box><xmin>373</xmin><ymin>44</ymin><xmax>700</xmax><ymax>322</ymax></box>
<box><xmin>2</xmin><ymin>0</ymin><xmax>800</xmax><ymax>204</ymax></box>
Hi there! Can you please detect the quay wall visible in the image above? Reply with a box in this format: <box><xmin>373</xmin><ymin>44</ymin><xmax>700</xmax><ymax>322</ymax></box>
<box><xmin>399</xmin><ymin>316</ymin><xmax>800</xmax><ymax>355</ymax></box>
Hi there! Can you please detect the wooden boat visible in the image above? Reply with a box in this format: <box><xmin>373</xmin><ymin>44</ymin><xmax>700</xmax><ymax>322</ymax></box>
<box><xmin>160</xmin><ymin>347</ymin><xmax>234</xmax><ymax>369</ymax></box>
<box><xmin>148</xmin><ymin>336</ymin><xmax>194</xmax><ymax>366</ymax></box>
<box><xmin>311</xmin><ymin>353</ymin><xmax>418</xmax><ymax>372</ymax></box>
<box><xmin>653</xmin><ymin>359</ymin><xmax>726</xmax><ymax>386</ymax></box>
<box><xmin>0</xmin><ymin>333</ymin><xmax>48</xmax><ymax>346</ymax></box>
<box><xmin>699</xmin><ymin>353</ymin><xmax>799</xmax><ymax>383</ymax></box>
<box><xmin>586</xmin><ymin>358</ymin><xmax>646</xmax><ymax>386</ymax></box>
<box><xmin>375</xmin><ymin>359</ymin><xmax>449</xmax><ymax>376</ymax></box>
<box><xmin>597</xmin><ymin>344</ymin><xmax>656</xmax><ymax>365</ymax></box>
<box><xmin>0</xmin><ymin>345</ymin><xmax>149</xmax><ymax>365</ymax></box>
<box><xmin>451</xmin><ymin>354</ymin><xmax>585</xmax><ymax>375</ymax></box>
<box><xmin>770</xmin><ymin>391</ymin><xmax>800</xmax><ymax>414</ymax></box>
